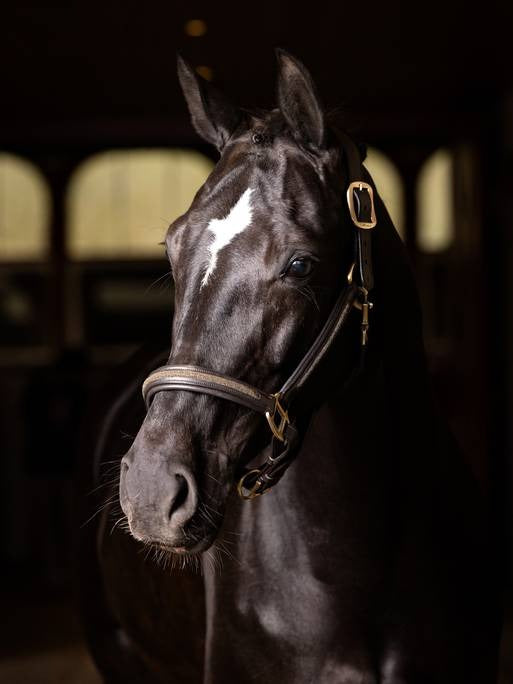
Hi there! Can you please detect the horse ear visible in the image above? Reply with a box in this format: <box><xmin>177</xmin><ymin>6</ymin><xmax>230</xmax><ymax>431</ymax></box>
<box><xmin>275</xmin><ymin>49</ymin><xmax>325</xmax><ymax>150</ymax></box>
<box><xmin>177</xmin><ymin>54</ymin><xmax>241</xmax><ymax>151</ymax></box>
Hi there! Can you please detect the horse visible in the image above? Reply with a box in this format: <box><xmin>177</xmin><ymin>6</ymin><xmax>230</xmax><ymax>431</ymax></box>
<box><xmin>78</xmin><ymin>50</ymin><xmax>501</xmax><ymax>683</ymax></box>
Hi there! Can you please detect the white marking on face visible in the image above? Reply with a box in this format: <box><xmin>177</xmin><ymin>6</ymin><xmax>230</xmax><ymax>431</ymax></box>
<box><xmin>201</xmin><ymin>187</ymin><xmax>254</xmax><ymax>288</ymax></box>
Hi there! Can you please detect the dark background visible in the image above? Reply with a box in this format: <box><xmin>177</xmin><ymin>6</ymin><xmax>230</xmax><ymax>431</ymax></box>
<box><xmin>0</xmin><ymin>2</ymin><xmax>512</xmax><ymax>681</ymax></box>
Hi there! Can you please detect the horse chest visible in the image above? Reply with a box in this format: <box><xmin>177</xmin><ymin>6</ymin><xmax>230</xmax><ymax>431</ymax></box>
<box><xmin>204</xmin><ymin>496</ymin><xmax>377</xmax><ymax>671</ymax></box>
<box><xmin>205</xmin><ymin>561</ymin><xmax>378</xmax><ymax>683</ymax></box>
<box><xmin>242</xmin><ymin>570</ymin><xmax>339</xmax><ymax>645</ymax></box>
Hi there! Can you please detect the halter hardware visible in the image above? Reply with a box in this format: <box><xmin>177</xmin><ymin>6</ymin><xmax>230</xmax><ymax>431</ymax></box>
<box><xmin>237</xmin><ymin>469</ymin><xmax>269</xmax><ymax>500</ymax></box>
<box><xmin>141</xmin><ymin>133</ymin><xmax>377</xmax><ymax>501</ymax></box>
<box><xmin>358</xmin><ymin>288</ymin><xmax>372</xmax><ymax>347</ymax></box>
<box><xmin>347</xmin><ymin>264</ymin><xmax>374</xmax><ymax>347</ymax></box>
<box><xmin>265</xmin><ymin>393</ymin><xmax>290</xmax><ymax>442</ymax></box>
<box><xmin>346</xmin><ymin>181</ymin><xmax>377</xmax><ymax>230</ymax></box>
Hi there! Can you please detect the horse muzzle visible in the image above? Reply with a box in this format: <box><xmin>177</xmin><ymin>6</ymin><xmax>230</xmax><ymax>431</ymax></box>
<box><xmin>119</xmin><ymin>451</ymin><xmax>199</xmax><ymax>547</ymax></box>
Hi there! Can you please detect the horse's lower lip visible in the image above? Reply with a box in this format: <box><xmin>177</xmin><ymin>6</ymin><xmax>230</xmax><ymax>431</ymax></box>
<box><xmin>149</xmin><ymin>540</ymin><xmax>191</xmax><ymax>554</ymax></box>
<box><xmin>169</xmin><ymin>534</ymin><xmax>217</xmax><ymax>556</ymax></box>
<box><xmin>174</xmin><ymin>539</ymin><xmax>212</xmax><ymax>555</ymax></box>
<box><xmin>152</xmin><ymin>539</ymin><xmax>214</xmax><ymax>555</ymax></box>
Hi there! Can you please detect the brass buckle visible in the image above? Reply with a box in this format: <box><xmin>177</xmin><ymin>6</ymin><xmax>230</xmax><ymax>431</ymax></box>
<box><xmin>346</xmin><ymin>181</ymin><xmax>377</xmax><ymax>230</ymax></box>
<box><xmin>237</xmin><ymin>469</ymin><xmax>266</xmax><ymax>500</ymax></box>
<box><xmin>265</xmin><ymin>393</ymin><xmax>289</xmax><ymax>443</ymax></box>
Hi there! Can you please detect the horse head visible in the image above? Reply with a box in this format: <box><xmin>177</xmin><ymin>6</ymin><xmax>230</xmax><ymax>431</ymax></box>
<box><xmin>119</xmin><ymin>50</ymin><xmax>390</xmax><ymax>554</ymax></box>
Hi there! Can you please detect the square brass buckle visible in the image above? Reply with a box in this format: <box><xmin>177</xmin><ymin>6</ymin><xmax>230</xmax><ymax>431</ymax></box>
<box><xmin>346</xmin><ymin>181</ymin><xmax>377</xmax><ymax>230</ymax></box>
<box><xmin>265</xmin><ymin>393</ymin><xmax>289</xmax><ymax>443</ymax></box>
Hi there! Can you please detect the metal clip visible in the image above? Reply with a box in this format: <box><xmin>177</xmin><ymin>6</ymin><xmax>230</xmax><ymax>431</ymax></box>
<box><xmin>361</xmin><ymin>300</ymin><xmax>369</xmax><ymax>346</ymax></box>
<box><xmin>265</xmin><ymin>393</ymin><xmax>290</xmax><ymax>443</ymax></box>
<box><xmin>358</xmin><ymin>289</ymin><xmax>373</xmax><ymax>346</ymax></box>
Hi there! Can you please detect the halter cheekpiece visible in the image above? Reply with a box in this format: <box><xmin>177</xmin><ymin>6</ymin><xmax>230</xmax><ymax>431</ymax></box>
<box><xmin>142</xmin><ymin>133</ymin><xmax>377</xmax><ymax>500</ymax></box>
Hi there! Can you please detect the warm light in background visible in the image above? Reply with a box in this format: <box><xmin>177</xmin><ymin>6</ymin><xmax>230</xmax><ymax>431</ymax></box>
<box><xmin>416</xmin><ymin>149</ymin><xmax>454</xmax><ymax>252</ymax></box>
<box><xmin>365</xmin><ymin>147</ymin><xmax>405</xmax><ymax>239</ymax></box>
<box><xmin>184</xmin><ymin>19</ymin><xmax>207</xmax><ymax>37</ymax></box>
<box><xmin>67</xmin><ymin>149</ymin><xmax>214</xmax><ymax>260</ymax></box>
<box><xmin>0</xmin><ymin>146</ymin><xmax>454</xmax><ymax>260</ymax></box>
<box><xmin>0</xmin><ymin>153</ymin><xmax>50</xmax><ymax>261</ymax></box>
<box><xmin>195</xmin><ymin>65</ymin><xmax>213</xmax><ymax>81</ymax></box>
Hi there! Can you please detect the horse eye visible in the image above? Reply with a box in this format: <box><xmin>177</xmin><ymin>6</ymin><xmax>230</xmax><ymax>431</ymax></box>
<box><xmin>286</xmin><ymin>258</ymin><xmax>313</xmax><ymax>278</ymax></box>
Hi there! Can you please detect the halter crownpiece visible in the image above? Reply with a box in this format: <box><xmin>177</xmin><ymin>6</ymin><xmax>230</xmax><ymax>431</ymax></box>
<box><xmin>142</xmin><ymin>133</ymin><xmax>376</xmax><ymax>500</ymax></box>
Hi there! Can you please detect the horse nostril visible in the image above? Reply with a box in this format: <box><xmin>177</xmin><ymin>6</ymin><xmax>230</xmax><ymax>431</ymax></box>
<box><xmin>168</xmin><ymin>473</ymin><xmax>189</xmax><ymax>521</ymax></box>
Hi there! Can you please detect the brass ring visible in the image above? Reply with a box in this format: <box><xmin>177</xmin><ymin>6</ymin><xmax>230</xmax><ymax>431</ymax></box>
<box><xmin>237</xmin><ymin>469</ymin><xmax>264</xmax><ymax>500</ymax></box>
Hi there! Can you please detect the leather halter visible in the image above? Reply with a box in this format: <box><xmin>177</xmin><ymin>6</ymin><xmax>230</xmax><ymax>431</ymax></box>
<box><xmin>142</xmin><ymin>133</ymin><xmax>377</xmax><ymax>500</ymax></box>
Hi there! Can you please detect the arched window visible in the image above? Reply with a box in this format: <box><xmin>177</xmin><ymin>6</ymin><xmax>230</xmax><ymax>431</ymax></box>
<box><xmin>67</xmin><ymin>149</ymin><xmax>215</xmax><ymax>259</ymax></box>
<box><xmin>416</xmin><ymin>149</ymin><xmax>454</xmax><ymax>253</ymax></box>
<box><xmin>0</xmin><ymin>153</ymin><xmax>50</xmax><ymax>260</ymax></box>
<box><xmin>365</xmin><ymin>148</ymin><xmax>405</xmax><ymax>239</ymax></box>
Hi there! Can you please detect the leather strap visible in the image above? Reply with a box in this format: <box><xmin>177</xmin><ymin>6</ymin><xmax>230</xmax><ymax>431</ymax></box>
<box><xmin>337</xmin><ymin>131</ymin><xmax>375</xmax><ymax>292</ymax></box>
<box><xmin>279</xmin><ymin>283</ymin><xmax>359</xmax><ymax>402</ymax></box>
<box><xmin>356</xmin><ymin>228</ymin><xmax>374</xmax><ymax>292</ymax></box>
<box><xmin>142</xmin><ymin>366</ymin><xmax>275</xmax><ymax>415</ymax></box>
<box><xmin>237</xmin><ymin>422</ymin><xmax>301</xmax><ymax>497</ymax></box>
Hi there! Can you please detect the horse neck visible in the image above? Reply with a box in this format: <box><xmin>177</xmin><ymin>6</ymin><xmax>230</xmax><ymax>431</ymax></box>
<box><xmin>371</xmin><ymin>197</ymin><xmax>442</xmax><ymax>455</ymax></box>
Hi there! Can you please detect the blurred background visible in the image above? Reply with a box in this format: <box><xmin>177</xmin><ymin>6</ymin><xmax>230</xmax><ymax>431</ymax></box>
<box><xmin>0</xmin><ymin>2</ymin><xmax>511</xmax><ymax>681</ymax></box>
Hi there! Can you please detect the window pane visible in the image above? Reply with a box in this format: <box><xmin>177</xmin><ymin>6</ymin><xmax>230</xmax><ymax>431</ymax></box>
<box><xmin>416</xmin><ymin>149</ymin><xmax>454</xmax><ymax>253</ymax></box>
<box><xmin>67</xmin><ymin>149</ymin><xmax>214</xmax><ymax>259</ymax></box>
<box><xmin>365</xmin><ymin>148</ymin><xmax>404</xmax><ymax>239</ymax></box>
<box><xmin>0</xmin><ymin>153</ymin><xmax>50</xmax><ymax>261</ymax></box>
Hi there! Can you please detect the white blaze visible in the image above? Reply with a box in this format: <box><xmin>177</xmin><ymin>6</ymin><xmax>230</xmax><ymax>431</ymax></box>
<box><xmin>201</xmin><ymin>188</ymin><xmax>254</xmax><ymax>288</ymax></box>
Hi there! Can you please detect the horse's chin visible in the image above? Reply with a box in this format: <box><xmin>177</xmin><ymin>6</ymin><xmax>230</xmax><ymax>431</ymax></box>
<box><xmin>127</xmin><ymin>519</ymin><xmax>220</xmax><ymax>557</ymax></box>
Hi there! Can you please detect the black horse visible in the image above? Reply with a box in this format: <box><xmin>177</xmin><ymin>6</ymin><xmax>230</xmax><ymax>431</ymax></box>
<box><xmin>79</xmin><ymin>51</ymin><xmax>501</xmax><ymax>683</ymax></box>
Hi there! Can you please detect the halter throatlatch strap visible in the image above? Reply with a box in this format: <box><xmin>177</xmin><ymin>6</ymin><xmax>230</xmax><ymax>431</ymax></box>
<box><xmin>141</xmin><ymin>132</ymin><xmax>376</xmax><ymax>500</ymax></box>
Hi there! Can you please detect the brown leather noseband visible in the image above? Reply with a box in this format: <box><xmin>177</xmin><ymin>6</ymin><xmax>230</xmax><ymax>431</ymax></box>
<box><xmin>142</xmin><ymin>135</ymin><xmax>376</xmax><ymax>500</ymax></box>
